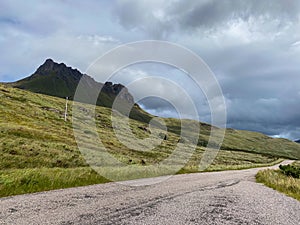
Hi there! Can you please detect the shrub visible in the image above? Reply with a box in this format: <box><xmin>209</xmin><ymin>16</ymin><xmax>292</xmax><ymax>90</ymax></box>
<box><xmin>279</xmin><ymin>164</ymin><xmax>300</xmax><ymax>179</ymax></box>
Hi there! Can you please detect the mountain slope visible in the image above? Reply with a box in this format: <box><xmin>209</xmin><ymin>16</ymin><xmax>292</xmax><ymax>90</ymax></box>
<box><xmin>8</xmin><ymin>59</ymin><xmax>151</xmax><ymax>123</ymax></box>
<box><xmin>1</xmin><ymin>84</ymin><xmax>299</xmax><ymax>197</ymax></box>
<box><xmin>1</xmin><ymin>84</ymin><xmax>299</xmax><ymax>170</ymax></box>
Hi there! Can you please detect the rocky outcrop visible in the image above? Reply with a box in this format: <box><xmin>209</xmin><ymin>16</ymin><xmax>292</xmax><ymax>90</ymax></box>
<box><xmin>103</xmin><ymin>82</ymin><xmax>134</xmax><ymax>104</ymax></box>
<box><xmin>35</xmin><ymin>59</ymin><xmax>82</xmax><ymax>81</ymax></box>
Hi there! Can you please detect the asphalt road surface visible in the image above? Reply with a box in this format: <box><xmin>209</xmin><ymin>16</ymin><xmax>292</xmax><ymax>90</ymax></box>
<box><xmin>0</xmin><ymin>160</ymin><xmax>299</xmax><ymax>225</ymax></box>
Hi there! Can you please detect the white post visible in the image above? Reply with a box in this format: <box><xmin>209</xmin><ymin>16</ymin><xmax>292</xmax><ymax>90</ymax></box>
<box><xmin>64</xmin><ymin>97</ymin><xmax>68</xmax><ymax>121</ymax></box>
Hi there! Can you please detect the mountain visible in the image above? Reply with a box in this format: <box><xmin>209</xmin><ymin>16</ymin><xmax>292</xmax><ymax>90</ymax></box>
<box><xmin>11</xmin><ymin>58</ymin><xmax>133</xmax><ymax>106</ymax></box>
<box><xmin>8</xmin><ymin>59</ymin><xmax>151</xmax><ymax>122</ymax></box>
<box><xmin>295</xmin><ymin>139</ymin><xmax>300</xmax><ymax>143</ymax></box>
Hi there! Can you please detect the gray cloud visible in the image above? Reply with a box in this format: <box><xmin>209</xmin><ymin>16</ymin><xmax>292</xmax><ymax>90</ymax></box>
<box><xmin>109</xmin><ymin>63</ymin><xmax>212</xmax><ymax>123</ymax></box>
<box><xmin>0</xmin><ymin>0</ymin><xmax>300</xmax><ymax>140</ymax></box>
<box><xmin>175</xmin><ymin>0</ymin><xmax>300</xmax><ymax>29</ymax></box>
<box><xmin>110</xmin><ymin>0</ymin><xmax>300</xmax><ymax>140</ymax></box>
<box><xmin>113</xmin><ymin>0</ymin><xmax>300</xmax><ymax>38</ymax></box>
<box><xmin>112</xmin><ymin>0</ymin><xmax>175</xmax><ymax>39</ymax></box>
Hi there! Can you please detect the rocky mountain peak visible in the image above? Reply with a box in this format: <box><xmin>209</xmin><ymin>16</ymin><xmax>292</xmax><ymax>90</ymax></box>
<box><xmin>35</xmin><ymin>59</ymin><xmax>83</xmax><ymax>80</ymax></box>
<box><xmin>37</xmin><ymin>58</ymin><xmax>55</xmax><ymax>72</ymax></box>
<box><xmin>13</xmin><ymin>59</ymin><xmax>135</xmax><ymax>105</ymax></box>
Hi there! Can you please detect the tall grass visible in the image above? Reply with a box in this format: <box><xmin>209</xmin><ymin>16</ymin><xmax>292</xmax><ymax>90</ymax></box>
<box><xmin>0</xmin><ymin>167</ymin><xmax>109</xmax><ymax>197</ymax></box>
<box><xmin>256</xmin><ymin>165</ymin><xmax>300</xmax><ymax>201</ymax></box>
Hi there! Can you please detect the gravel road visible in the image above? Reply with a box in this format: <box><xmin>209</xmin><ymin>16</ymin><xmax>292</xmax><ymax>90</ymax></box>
<box><xmin>0</xmin><ymin>160</ymin><xmax>299</xmax><ymax>225</ymax></box>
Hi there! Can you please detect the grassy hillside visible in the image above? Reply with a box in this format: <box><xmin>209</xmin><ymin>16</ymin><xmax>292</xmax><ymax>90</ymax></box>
<box><xmin>0</xmin><ymin>84</ymin><xmax>299</xmax><ymax>197</ymax></box>
<box><xmin>164</xmin><ymin>119</ymin><xmax>300</xmax><ymax>159</ymax></box>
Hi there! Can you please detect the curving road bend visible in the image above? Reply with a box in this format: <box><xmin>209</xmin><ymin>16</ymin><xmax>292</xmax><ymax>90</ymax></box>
<box><xmin>0</xmin><ymin>160</ymin><xmax>299</xmax><ymax>225</ymax></box>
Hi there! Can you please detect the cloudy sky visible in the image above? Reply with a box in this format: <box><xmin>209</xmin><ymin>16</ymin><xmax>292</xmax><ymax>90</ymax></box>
<box><xmin>1</xmin><ymin>0</ymin><xmax>300</xmax><ymax>140</ymax></box>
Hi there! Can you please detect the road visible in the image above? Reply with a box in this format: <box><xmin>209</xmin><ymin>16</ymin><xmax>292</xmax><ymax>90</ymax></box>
<box><xmin>0</xmin><ymin>160</ymin><xmax>299</xmax><ymax>225</ymax></box>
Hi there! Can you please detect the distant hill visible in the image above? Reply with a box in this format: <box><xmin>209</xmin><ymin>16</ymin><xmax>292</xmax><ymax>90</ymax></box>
<box><xmin>7</xmin><ymin>59</ymin><xmax>151</xmax><ymax>122</ymax></box>
<box><xmin>295</xmin><ymin>140</ymin><xmax>300</xmax><ymax>143</ymax></box>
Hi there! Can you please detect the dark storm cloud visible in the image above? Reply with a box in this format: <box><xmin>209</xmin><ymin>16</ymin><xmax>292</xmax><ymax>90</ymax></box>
<box><xmin>113</xmin><ymin>0</ymin><xmax>300</xmax><ymax>37</ymax></box>
<box><xmin>197</xmin><ymin>38</ymin><xmax>300</xmax><ymax>140</ymax></box>
<box><xmin>175</xmin><ymin>0</ymin><xmax>300</xmax><ymax>29</ymax></box>
<box><xmin>138</xmin><ymin>97</ymin><xmax>180</xmax><ymax>119</ymax></box>
<box><xmin>112</xmin><ymin>0</ymin><xmax>300</xmax><ymax>140</ymax></box>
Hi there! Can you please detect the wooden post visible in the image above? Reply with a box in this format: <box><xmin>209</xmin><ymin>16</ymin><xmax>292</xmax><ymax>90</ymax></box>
<box><xmin>64</xmin><ymin>97</ymin><xmax>68</xmax><ymax>121</ymax></box>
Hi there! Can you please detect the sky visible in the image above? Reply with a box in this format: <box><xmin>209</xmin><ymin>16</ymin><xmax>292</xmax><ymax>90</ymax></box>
<box><xmin>1</xmin><ymin>0</ymin><xmax>300</xmax><ymax>140</ymax></box>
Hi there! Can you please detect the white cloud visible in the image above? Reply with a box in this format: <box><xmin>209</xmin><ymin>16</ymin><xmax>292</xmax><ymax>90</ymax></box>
<box><xmin>77</xmin><ymin>35</ymin><xmax>120</xmax><ymax>45</ymax></box>
<box><xmin>291</xmin><ymin>40</ymin><xmax>300</xmax><ymax>46</ymax></box>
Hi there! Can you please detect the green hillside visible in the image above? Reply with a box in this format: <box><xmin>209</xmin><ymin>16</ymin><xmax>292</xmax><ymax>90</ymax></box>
<box><xmin>0</xmin><ymin>84</ymin><xmax>299</xmax><ymax>197</ymax></box>
<box><xmin>8</xmin><ymin>59</ymin><xmax>152</xmax><ymax>123</ymax></box>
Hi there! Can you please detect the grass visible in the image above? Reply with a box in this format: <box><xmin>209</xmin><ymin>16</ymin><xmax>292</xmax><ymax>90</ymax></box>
<box><xmin>256</xmin><ymin>161</ymin><xmax>300</xmax><ymax>201</ymax></box>
<box><xmin>0</xmin><ymin>167</ymin><xmax>109</xmax><ymax>198</ymax></box>
<box><xmin>179</xmin><ymin>157</ymin><xmax>284</xmax><ymax>174</ymax></box>
<box><xmin>0</xmin><ymin>84</ymin><xmax>300</xmax><ymax>197</ymax></box>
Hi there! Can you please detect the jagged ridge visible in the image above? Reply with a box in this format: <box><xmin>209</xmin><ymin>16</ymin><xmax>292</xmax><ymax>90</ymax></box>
<box><xmin>11</xmin><ymin>58</ymin><xmax>134</xmax><ymax>107</ymax></box>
